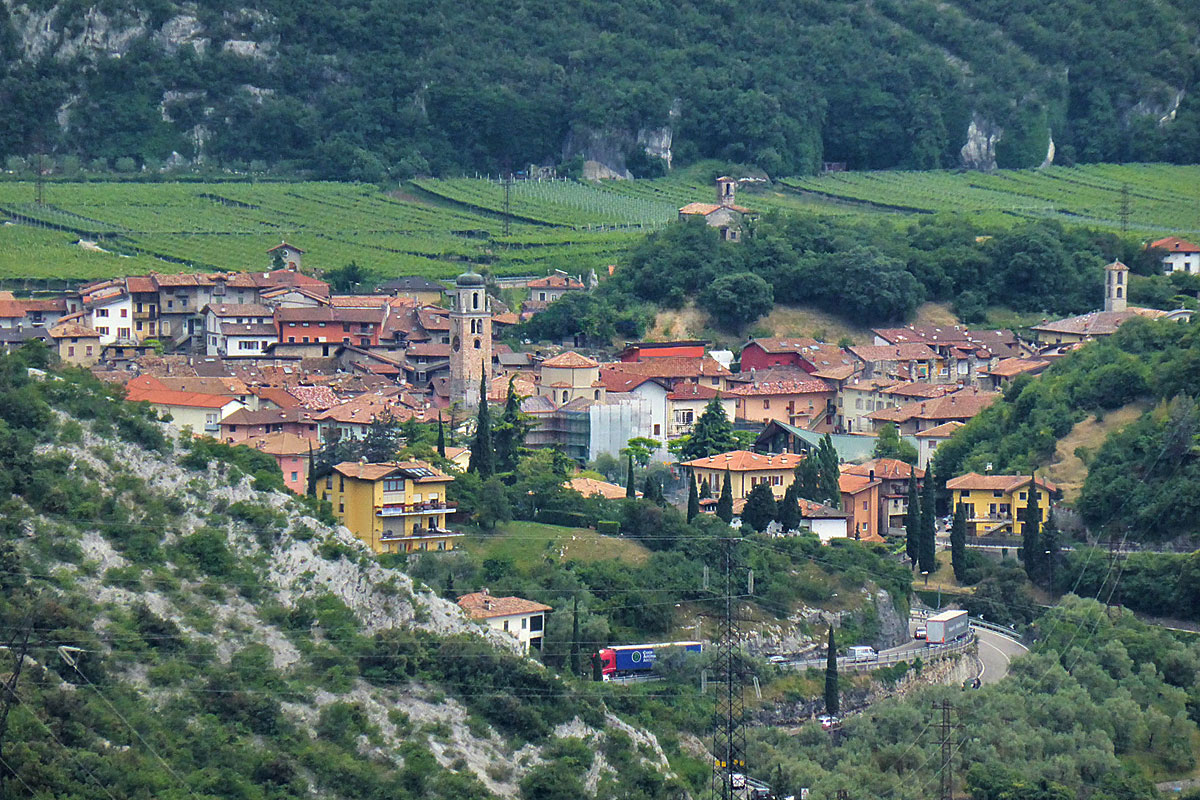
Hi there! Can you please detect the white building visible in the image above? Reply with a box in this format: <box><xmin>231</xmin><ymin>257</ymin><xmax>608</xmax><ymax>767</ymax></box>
<box><xmin>913</xmin><ymin>420</ymin><xmax>964</xmax><ymax>470</ymax></box>
<box><xmin>85</xmin><ymin>289</ymin><xmax>134</xmax><ymax>346</ymax></box>
<box><xmin>1152</xmin><ymin>236</ymin><xmax>1200</xmax><ymax>274</ymax></box>
<box><xmin>204</xmin><ymin>303</ymin><xmax>275</xmax><ymax>357</ymax></box>
<box><xmin>457</xmin><ymin>590</ymin><xmax>551</xmax><ymax>653</ymax></box>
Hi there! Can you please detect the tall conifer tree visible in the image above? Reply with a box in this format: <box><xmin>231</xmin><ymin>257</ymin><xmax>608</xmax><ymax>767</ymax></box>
<box><xmin>467</xmin><ymin>382</ymin><xmax>494</xmax><ymax>477</ymax></box>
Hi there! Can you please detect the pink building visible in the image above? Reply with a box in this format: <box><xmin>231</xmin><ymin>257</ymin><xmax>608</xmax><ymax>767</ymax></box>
<box><xmin>242</xmin><ymin>432</ymin><xmax>312</xmax><ymax>493</ymax></box>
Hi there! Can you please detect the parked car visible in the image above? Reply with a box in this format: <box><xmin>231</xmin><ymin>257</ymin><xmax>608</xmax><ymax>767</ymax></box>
<box><xmin>914</xmin><ymin>626</ymin><xmax>927</xmax><ymax>640</ymax></box>
<box><xmin>818</xmin><ymin>714</ymin><xmax>840</xmax><ymax>730</ymax></box>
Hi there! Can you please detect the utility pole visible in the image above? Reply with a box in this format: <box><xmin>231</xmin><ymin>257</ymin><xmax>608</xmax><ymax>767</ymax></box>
<box><xmin>932</xmin><ymin>700</ymin><xmax>962</xmax><ymax>800</ymax></box>
<box><xmin>503</xmin><ymin>171</ymin><xmax>513</xmax><ymax>237</ymax></box>
<box><xmin>0</xmin><ymin>623</ymin><xmax>33</xmax><ymax>796</ymax></box>
<box><xmin>710</xmin><ymin>535</ymin><xmax>747</xmax><ymax>800</ymax></box>
<box><xmin>1118</xmin><ymin>183</ymin><xmax>1131</xmax><ymax>232</ymax></box>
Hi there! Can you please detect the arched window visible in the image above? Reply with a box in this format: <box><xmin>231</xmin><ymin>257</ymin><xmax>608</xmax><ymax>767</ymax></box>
<box><xmin>594</xmin><ymin>389</ymin><xmax>600</xmax><ymax>399</ymax></box>
<box><xmin>473</xmin><ymin>292</ymin><xmax>479</xmax><ymax>310</ymax></box>
<box><xmin>473</xmin><ymin>338</ymin><xmax>481</xmax><ymax>349</ymax></box>
<box><xmin>562</xmin><ymin>391</ymin><xmax>569</xmax><ymax>403</ymax></box>
<box><xmin>1116</xmin><ymin>287</ymin><xmax>1123</xmax><ymax>298</ymax></box>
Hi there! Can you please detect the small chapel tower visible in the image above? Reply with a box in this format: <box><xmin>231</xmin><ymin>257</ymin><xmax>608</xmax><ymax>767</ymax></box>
<box><xmin>1105</xmin><ymin>260</ymin><xmax>1128</xmax><ymax>313</ymax></box>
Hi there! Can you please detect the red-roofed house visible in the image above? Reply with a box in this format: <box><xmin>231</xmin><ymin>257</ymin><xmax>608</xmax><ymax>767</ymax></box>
<box><xmin>1151</xmin><ymin>236</ymin><xmax>1200</xmax><ymax>274</ymax></box>
<box><xmin>947</xmin><ymin>472</ymin><xmax>1056</xmax><ymax>536</ymax></box>
<box><xmin>839</xmin><ymin>473</ymin><xmax>883</xmax><ymax>542</ymax></box>
<box><xmin>848</xmin><ymin>344</ymin><xmax>938</xmax><ymax>382</ymax></box>
<box><xmin>739</xmin><ymin>338</ymin><xmax>859</xmax><ymax>377</ymax></box>
<box><xmin>683</xmin><ymin>450</ymin><xmax>806</xmax><ymax>500</ymax></box>
<box><xmin>725</xmin><ymin>376</ymin><xmax>837</xmax><ymax>431</ymax></box>
<box><xmin>867</xmin><ymin>388</ymin><xmax>999</xmax><ymax>435</ymax></box>
<box><xmin>665</xmin><ymin>382</ymin><xmax>734</xmax><ymax>440</ymax></box>
<box><xmin>843</xmin><ymin>458</ymin><xmax>924</xmax><ymax>531</ymax></box>
<box><xmin>457</xmin><ymin>589</ymin><xmax>551</xmax><ymax>653</ymax></box>
<box><xmin>528</xmin><ymin>271</ymin><xmax>585</xmax><ymax>304</ymax></box>
<box><xmin>678</xmin><ymin>177</ymin><xmax>753</xmax><ymax>242</ymax></box>
<box><xmin>125</xmin><ymin>376</ymin><xmax>245</xmax><ymax>436</ymax></box>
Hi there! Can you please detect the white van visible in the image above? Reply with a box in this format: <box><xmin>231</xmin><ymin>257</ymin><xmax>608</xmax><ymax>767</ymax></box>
<box><xmin>849</xmin><ymin>646</ymin><xmax>877</xmax><ymax>662</ymax></box>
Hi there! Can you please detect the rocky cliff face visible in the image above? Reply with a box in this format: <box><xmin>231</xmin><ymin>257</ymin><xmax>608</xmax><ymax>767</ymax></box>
<box><xmin>960</xmin><ymin>113</ymin><xmax>1003</xmax><ymax>171</ymax></box>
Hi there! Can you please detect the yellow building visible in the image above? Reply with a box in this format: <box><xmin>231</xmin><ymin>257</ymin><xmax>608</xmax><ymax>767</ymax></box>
<box><xmin>322</xmin><ymin>460</ymin><xmax>462</xmax><ymax>554</ymax></box>
<box><xmin>945</xmin><ymin>472</ymin><xmax>1056</xmax><ymax>536</ymax></box>
<box><xmin>682</xmin><ymin>450</ymin><xmax>806</xmax><ymax>500</ymax></box>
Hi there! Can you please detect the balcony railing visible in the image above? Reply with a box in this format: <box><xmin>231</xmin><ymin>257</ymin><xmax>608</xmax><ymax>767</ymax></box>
<box><xmin>379</xmin><ymin>527</ymin><xmax>465</xmax><ymax>541</ymax></box>
<box><xmin>377</xmin><ymin>502</ymin><xmax>456</xmax><ymax>517</ymax></box>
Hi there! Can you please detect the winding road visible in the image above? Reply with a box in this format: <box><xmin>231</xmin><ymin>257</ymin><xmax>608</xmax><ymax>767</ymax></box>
<box><xmin>973</xmin><ymin>627</ymin><xmax>1029</xmax><ymax>685</ymax></box>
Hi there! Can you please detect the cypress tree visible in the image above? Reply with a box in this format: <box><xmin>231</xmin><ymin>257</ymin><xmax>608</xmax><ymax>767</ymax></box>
<box><xmin>699</xmin><ymin>479</ymin><xmax>712</xmax><ymax>500</ymax></box>
<box><xmin>794</xmin><ymin>455</ymin><xmax>821</xmax><ymax>502</ymax></box>
<box><xmin>824</xmin><ymin>625</ymin><xmax>839</xmax><ymax>716</ymax></box>
<box><xmin>436</xmin><ymin>416</ymin><xmax>446</xmax><ymax>459</ymax></box>
<box><xmin>905</xmin><ymin>473</ymin><xmax>920</xmax><ymax>567</ymax></box>
<box><xmin>950</xmin><ymin>503</ymin><xmax>967</xmax><ymax>583</ymax></box>
<box><xmin>443</xmin><ymin>570</ymin><xmax>455</xmax><ymax>599</ymax></box>
<box><xmin>467</xmin><ymin>382</ymin><xmax>495</xmax><ymax>477</ymax></box>
<box><xmin>716</xmin><ymin>470</ymin><xmax>734</xmax><ymax>523</ymax></box>
<box><xmin>1042</xmin><ymin>509</ymin><xmax>1060</xmax><ymax>591</ymax></box>
<box><xmin>680</xmin><ymin>395</ymin><xmax>737</xmax><ymax>460</ymax></box>
<box><xmin>625</xmin><ymin>452</ymin><xmax>635</xmax><ymax>498</ymax></box>
<box><xmin>570</xmin><ymin>597</ymin><xmax>581</xmax><ymax>677</ymax></box>
<box><xmin>687</xmin><ymin>474</ymin><xmax>700</xmax><ymax>522</ymax></box>
<box><xmin>1021</xmin><ymin>474</ymin><xmax>1042</xmax><ymax>583</ymax></box>
<box><xmin>742</xmin><ymin>482</ymin><xmax>777</xmax><ymax>533</ymax></box>
<box><xmin>493</xmin><ymin>377</ymin><xmax>528</xmax><ymax>474</ymax></box>
<box><xmin>918</xmin><ymin>468</ymin><xmax>937</xmax><ymax>574</ymax></box>
<box><xmin>306</xmin><ymin>442</ymin><xmax>317</xmax><ymax>497</ymax></box>
<box><xmin>777</xmin><ymin>481</ymin><xmax>801</xmax><ymax>533</ymax></box>
<box><xmin>643</xmin><ymin>474</ymin><xmax>661</xmax><ymax>504</ymax></box>
<box><xmin>817</xmin><ymin>434</ymin><xmax>841</xmax><ymax>508</ymax></box>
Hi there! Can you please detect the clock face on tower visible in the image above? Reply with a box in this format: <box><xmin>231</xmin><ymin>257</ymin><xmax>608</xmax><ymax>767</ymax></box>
<box><xmin>452</xmin><ymin>336</ymin><xmax>461</xmax><ymax>352</ymax></box>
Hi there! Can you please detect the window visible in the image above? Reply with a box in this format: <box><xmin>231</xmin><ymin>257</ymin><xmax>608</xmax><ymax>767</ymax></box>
<box><xmin>855</xmin><ymin>398</ymin><xmax>863</xmax><ymax>409</ymax></box>
<box><xmin>862</xmin><ymin>500</ymin><xmax>868</xmax><ymax>510</ymax></box>
<box><xmin>763</xmin><ymin>399</ymin><xmax>770</xmax><ymax>409</ymax></box>
<box><xmin>325</xmin><ymin>475</ymin><xmax>333</xmax><ymax>489</ymax></box>
<box><xmin>338</xmin><ymin>503</ymin><xmax>344</xmax><ymax>513</ymax></box>
<box><xmin>67</xmin><ymin>346</ymin><xmax>74</xmax><ymax>357</ymax></box>
<box><xmin>653</xmin><ymin>423</ymin><xmax>661</xmax><ymax>436</ymax></box>
<box><xmin>521</xmin><ymin>618</ymin><xmax>527</xmax><ymax>630</ymax></box>
<box><xmin>136</xmin><ymin>322</ymin><xmax>143</xmax><ymax>332</ymax></box>
<box><xmin>85</xmin><ymin>346</ymin><xmax>92</xmax><ymax>356</ymax></box>
<box><xmin>118</xmin><ymin>328</ymin><xmax>129</xmax><ymax>339</ymax></box>
<box><xmin>96</xmin><ymin>309</ymin><xmax>109</xmax><ymax>317</ymax></box>
<box><xmin>290</xmin><ymin>471</ymin><xmax>298</xmax><ymax>482</ymax></box>
<box><xmin>383</xmin><ymin>478</ymin><xmax>404</xmax><ymax>492</ymax></box>
<box><xmin>473</xmin><ymin>292</ymin><xmax>479</xmax><ymax>310</ymax></box>
<box><xmin>120</xmin><ymin>308</ymin><xmax>127</xmax><ymax>318</ymax></box>
<box><xmin>1018</xmin><ymin>492</ymin><xmax>1027</xmax><ymax>500</ymax></box>
<box><xmin>530</xmin><ymin>614</ymin><xmax>543</xmax><ymax>632</ymax></box>
<box><xmin>503</xmin><ymin>620</ymin><xmax>509</xmax><ymax>632</ymax></box>
<box><xmin>539</xmin><ymin>292</ymin><xmax>546</xmax><ymax>301</ymax></box>
<box><xmin>473</xmin><ymin>339</ymin><xmax>481</xmax><ymax>349</ymax></box>
<box><xmin>993</xmin><ymin>490</ymin><xmax>1003</xmax><ymax>498</ymax></box>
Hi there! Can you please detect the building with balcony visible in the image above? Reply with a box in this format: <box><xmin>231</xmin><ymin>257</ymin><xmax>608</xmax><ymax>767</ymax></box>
<box><xmin>322</xmin><ymin>460</ymin><xmax>461</xmax><ymax>554</ymax></box>
<box><xmin>683</xmin><ymin>450</ymin><xmax>806</xmax><ymax>501</ymax></box>
<box><xmin>946</xmin><ymin>472</ymin><xmax>1056</xmax><ymax>536</ymax></box>
<box><xmin>457</xmin><ymin>589</ymin><xmax>551</xmax><ymax>653</ymax></box>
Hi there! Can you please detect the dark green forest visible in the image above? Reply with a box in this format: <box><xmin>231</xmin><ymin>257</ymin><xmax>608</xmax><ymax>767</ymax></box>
<box><xmin>1</xmin><ymin>0</ymin><xmax>1199</xmax><ymax>177</ymax></box>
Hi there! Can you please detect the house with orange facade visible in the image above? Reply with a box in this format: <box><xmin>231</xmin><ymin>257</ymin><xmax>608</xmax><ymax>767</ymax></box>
<box><xmin>839</xmin><ymin>472</ymin><xmax>883</xmax><ymax>542</ymax></box>
<box><xmin>724</xmin><ymin>375</ymin><xmax>836</xmax><ymax>431</ymax></box>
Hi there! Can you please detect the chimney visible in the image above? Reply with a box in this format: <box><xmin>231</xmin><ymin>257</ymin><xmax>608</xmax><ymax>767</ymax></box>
<box><xmin>484</xmin><ymin>599</ymin><xmax>492</xmax><ymax>611</ymax></box>
<box><xmin>869</xmin><ymin>469</ymin><xmax>875</xmax><ymax>482</ymax></box>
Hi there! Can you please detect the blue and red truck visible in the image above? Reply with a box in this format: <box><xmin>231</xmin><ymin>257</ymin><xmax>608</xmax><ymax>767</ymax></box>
<box><xmin>596</xmin><ymin>641</ymin><xmax>703</xmax><ymax>680</ymax></box>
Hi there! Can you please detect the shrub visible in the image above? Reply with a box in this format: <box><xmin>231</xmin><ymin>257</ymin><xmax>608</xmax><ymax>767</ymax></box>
<box><xmin>596</xmin><ymin>520</ymin><xmax>620</xmax><ymax>536</ymax></box>
<box><xmin>535</xmin><ymin>510</ymin><xmax>589</xmax><ymax>528</ymax></box>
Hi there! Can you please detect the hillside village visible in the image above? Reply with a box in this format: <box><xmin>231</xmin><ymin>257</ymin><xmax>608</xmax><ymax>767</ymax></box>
<box><xmin>0</xmin><ymin>216</ymin><xmax>1189</xmax><ymax>557</ymax></box>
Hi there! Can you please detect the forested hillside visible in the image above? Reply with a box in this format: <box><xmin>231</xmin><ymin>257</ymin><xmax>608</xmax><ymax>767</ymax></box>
<box><xmin>1</xmin><ymin>0</ymin><xmax>1198</xmax><ymax>178</ymax></box>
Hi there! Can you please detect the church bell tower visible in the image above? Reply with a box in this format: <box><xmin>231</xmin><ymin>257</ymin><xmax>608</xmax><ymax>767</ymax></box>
<box><xmin>449</xmin><ymin>271</ymin><xmax>492</xmax><ymax>408</ymax></box>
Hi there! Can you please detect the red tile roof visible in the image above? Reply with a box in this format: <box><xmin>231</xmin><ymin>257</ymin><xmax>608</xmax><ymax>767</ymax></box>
<box><xmin>1151</xmin><ymin>236</ymin><xmax>1200</xmax><ymax>253</ymax></box>
<box><xmin>843</xmin><ymin>458</ymin><xmax>924</xmax><ymax>481</ymax></box>
<box><xmin>207</xmin><ymin>303</ymin><xmax>272</xmax><ymax>318</ymax></box>
<box><xmin>603</xmin><ymin>355</ymin><xmax>731</xmax><ymax>379</ymax></box>
<box><xmin>913</xmin><ymin>421</ymin><xmax>965</xmax><ymax>438</ymax></box>
<box><xmin>985</xmin><ymin>358</ymin><xmax>1050</xmax><ymax>378</ymax></box>
<box><xmin>242</xmin><ymin>432</ymin><xmax>314</xmax><ymax>456</ymax></box>
<box><xmin>725</xmin><ymin>377</ymin><xmax>832</xmax><ymax>396</ymax></box>
<box><xmin>666</xmin><ymin>383</ymin><xmax>721</xmax><ymax>401</ymax></box>
<box><xmin>683</xmin><ymin>450</ymin><xmax>805</xmax><ymax>471</ymax></box>
<box><xmin>127</xmin><ymin>385</ymin><xmax>238</xmax><ymax>409</ymax></box>
<box><xmin>333</xmin><ymin>459</ymin><xmax>449</xmax><ymax>483</ymax></box>
<box><xmin>542</xmin><ymin>351</ymin><xmax>599</xmax><ymax>369</ymax></box>
<box><xmin>457</xmin><ymin>592</ymin><xmax>552</xmax><ymax>619</ymax></box>
<box><xmin>528</xmin><ymin>274</ymin><xmax>584</xmax><ymax>290</ymax></box>
<box><xmin>849</xmin><ymin>344</ymin><xmax>938</xmax><ymax>362</ymax></box>
<box><xmin>946</xmin><ymin>472</ymin><xmax>1057</xmax><ymax>492</ymax></box>
<box><xmin>838</xmin><ymin>473</ymin><xmax>881</xmax><ymax>494</ymax></box>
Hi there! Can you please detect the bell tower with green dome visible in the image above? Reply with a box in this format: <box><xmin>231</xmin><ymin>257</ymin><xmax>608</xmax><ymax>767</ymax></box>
<box><xmin>449</xmin><ymin>270</ymin><xmax>492</xmax><ymax>408</ymax></box>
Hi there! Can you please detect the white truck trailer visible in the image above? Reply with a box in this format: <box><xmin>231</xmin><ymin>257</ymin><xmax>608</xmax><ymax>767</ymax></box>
<box><xmin>926</xmin><ymin>610</ymin><xmax>969</xmax><ymax>644</ymax></box>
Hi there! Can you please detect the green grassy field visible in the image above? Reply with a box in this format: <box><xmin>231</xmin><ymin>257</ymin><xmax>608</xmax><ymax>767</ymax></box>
<box><xmin>0</xmin><ymin>162</ymin><xmax>1197</xmax><ymax>282</ymax></box>
<box><xmin>781</xmin><ymin>163</ymin><xmax>1200</xmax><ymax>234</ymax></box>
<box><xmin>465</xmin><ymin>520</ymin><xmax>650</xmax><ymax>572</ymax></box>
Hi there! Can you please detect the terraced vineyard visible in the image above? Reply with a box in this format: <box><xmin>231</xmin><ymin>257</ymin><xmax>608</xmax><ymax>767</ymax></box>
<box><xmin>0</xmin><ymin>162</ymin><xmax>1197</xmax><ymax>282</ymax></box>
<box><xmin>781</xmin><ymin>164</ymin><xmax>1200</xmax><ymax>234</ymax></box>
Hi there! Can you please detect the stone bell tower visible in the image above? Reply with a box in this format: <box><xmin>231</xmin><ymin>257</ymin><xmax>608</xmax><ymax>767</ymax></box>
<box><xmin>1104</xmin><ymin>260</ymin><xmax>1128</xmax><ymax>313</ymax></box>
<box><xmin>716</xmin><ymin>176</ymin><xmax>737</xmax><ymax>208</ymax></box>
<box><xmin>449</xmin><ymin>271</ymin><xmax>492</xmax><ymax>408</ymax></box>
